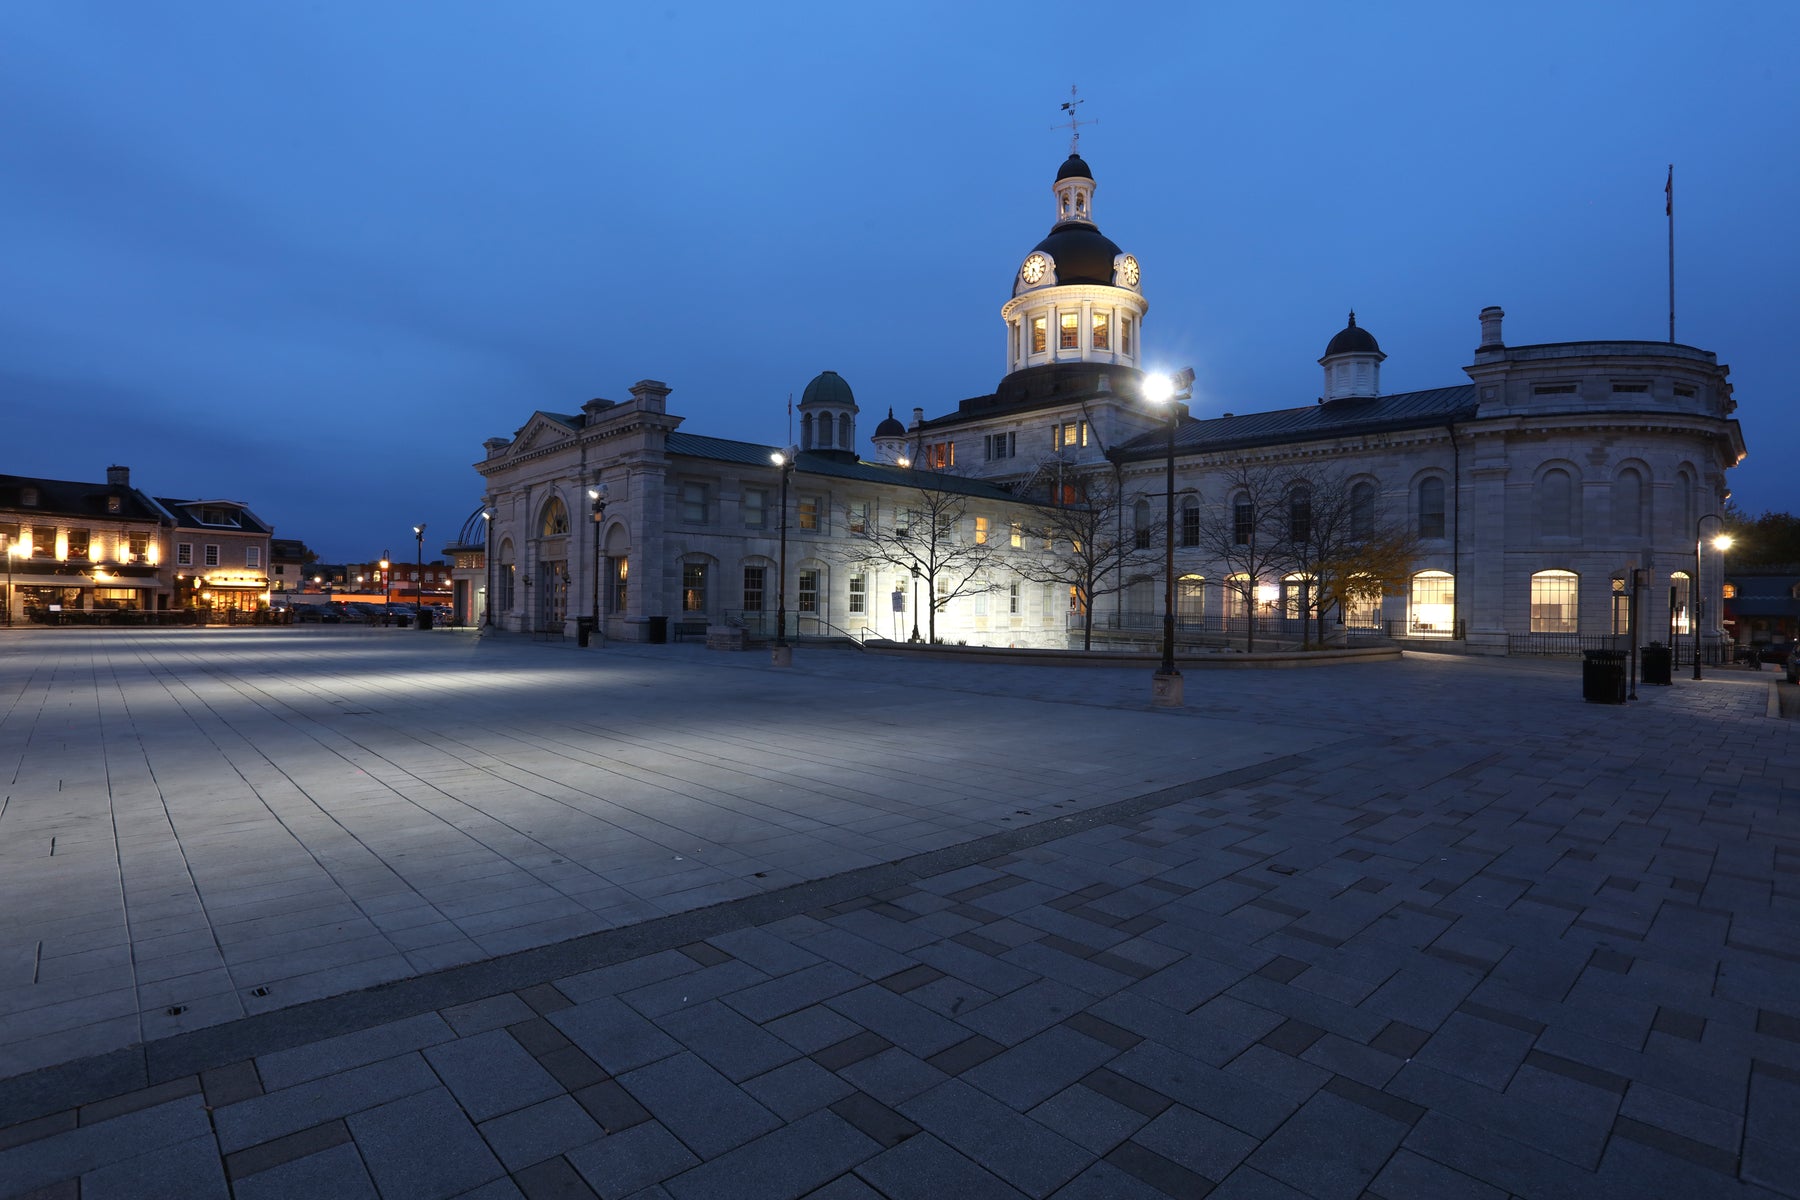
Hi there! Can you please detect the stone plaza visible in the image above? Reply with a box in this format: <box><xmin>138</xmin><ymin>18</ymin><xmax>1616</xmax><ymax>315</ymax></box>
<box><xmin>0</xmin><ymin>627</ymin><xmax>1794</xmax><ymax>1198</ymax></box>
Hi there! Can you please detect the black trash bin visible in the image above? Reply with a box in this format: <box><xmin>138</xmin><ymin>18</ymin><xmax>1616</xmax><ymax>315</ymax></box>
<box><xmin>576</xmin><ymin>616</ymin><xmax>594</xmax><ymax>647</ymax></box>
<box><xmin>1582</xmin><ymin>649</ymin><xmax>1628</xmax><ymax>703</ymax></box>
<box><xmin>417</xmin><ymin>609</ymin><xmax>434</xmax><ymax>631</ymax></box>
<box><xmin>1640</xmin><ymin>642</ymin><xmax>1671</xmax><ymax>685</ymax></box>
<box><xmin>646</xmin><ymin>615</ymin><xmax>668</xmax><ymax>644</ymax></box>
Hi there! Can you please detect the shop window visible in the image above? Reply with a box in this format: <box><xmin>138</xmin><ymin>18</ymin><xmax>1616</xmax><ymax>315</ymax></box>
<box><xmin>1530</xmin><ymin>569</ymin><xmax>1578</xmax><ymax>633</ymax></box>
<box><xmin>1409</xmin><ymin>571</ymin><xmax>1455</xmax><ymax>637</ymax></box>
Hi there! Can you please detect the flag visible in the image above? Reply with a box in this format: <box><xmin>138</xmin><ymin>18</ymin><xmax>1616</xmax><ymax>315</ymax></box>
<box><xmin>1665</xmin><ymin>165</ymin><xmax>1673</xmax><ymax>217</ymax></box>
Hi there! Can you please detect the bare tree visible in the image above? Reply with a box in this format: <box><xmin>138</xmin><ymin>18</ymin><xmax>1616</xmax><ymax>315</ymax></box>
<box><xmin>1270</xmin><ymin>465</ymin><xmax>1421</xmax><ymax>647</ymax></box>
<box><xmin>1012</xmin><ymin>463</ymin><xmax>1157</xmax><ymax>650</ymax></box>
<box><xmin>1194</xmin><ymin>463</ymin><xmax>1296</xmax><ymax>652</ymax></box>
<box><xmin>845</xmin><ymin>471</ymin><xmax>1003</xmax><ymax>643</ymax></box>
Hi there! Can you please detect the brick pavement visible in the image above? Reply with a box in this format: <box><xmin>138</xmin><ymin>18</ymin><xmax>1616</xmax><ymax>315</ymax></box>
<box><xmin>0</xmin><ymin>627</ymin><xmax>1795</xmax><ymax>1198</ymax></box>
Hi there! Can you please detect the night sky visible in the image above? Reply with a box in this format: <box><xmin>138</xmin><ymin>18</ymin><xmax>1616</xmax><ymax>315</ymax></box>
<box><xmin>5</xmin><ymin>3</ymin><xmax>1795</xmax><ymax>563</ymax></box>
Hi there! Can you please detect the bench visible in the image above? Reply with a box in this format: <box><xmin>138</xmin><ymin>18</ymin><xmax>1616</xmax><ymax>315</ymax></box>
<box><xmin>672</xmin><ymin>618</ymin><xmax>708</xmax><ymax>642</ymax></box>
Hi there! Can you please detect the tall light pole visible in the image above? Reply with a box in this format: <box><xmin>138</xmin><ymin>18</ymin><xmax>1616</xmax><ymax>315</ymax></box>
<box><xmin>413</xmin><ymin>525</ymin><xmax>426</xmax><ymax>627</ymax></box>
<box><xmin>770</xmin><ymin>449</ymin><xmax>797</xmax><ymax>666</ymax></box>
<box><xmin>1144</xmin><ymin>368</ymin><xmax>1195</xmax><ymax>707</ymax></box>
<box><xmin>380</xmin><ymin>555</ymin><xmax>391</xmax><ymax>623</ymax></box>
<box><xmin>481</xmin><ymin>508</ymin><xmax>493</xmax><ymax>626</ymax></box>
<box><xmin>588</xmin><ymin>485</ymin><xmax>607</xmax><ymax>645</ymax></box>
<box><xmin>4</xmin><ymin>543</ymin><xmax>20</xmax><ymax>626</ymax></box>
<box><xmin>1692</xmin><ymin>515</ymin><xmax>1732</xmax><ymax>680</ymax></box>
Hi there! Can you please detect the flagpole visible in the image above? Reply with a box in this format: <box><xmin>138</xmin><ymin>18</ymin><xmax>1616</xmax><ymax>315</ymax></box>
<box><xmin>1666</xmin><ymin>164</ymin><xmax>1675</xmax><ymax>344</ymax></box>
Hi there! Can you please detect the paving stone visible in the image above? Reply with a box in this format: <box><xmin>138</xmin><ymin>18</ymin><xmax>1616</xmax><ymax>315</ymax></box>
<box><xmin>852</xmin><ymin>1131</ymin><xmax>1028</xmax><ymax>1200</ymax></box>
<box><xmin>657</xmin><ymin>999</ymin><xmax>798</xmax><ymax>1082</ymax></box>
<box><xmin>824</xmin><ymin>984</ymin><xmax>969</xmax><ymax>1058</ymax></box>
<box><xmin>549</xmin><ymin>997</ymin><xmax>682</xmax><ymax>1076</ymax></box>
<box><xmin>742</xmin><ymin>1059</ymin><xmax>857</xmax><ymax>1121</ymax></box>
<box><xmin>0</xmin><ymin>1095</ymin><xmax>214</xmax><ymax>1195</ymax></box>
<box><xmin>346</xmin><ymin>1086</ymin><xmax>505</xmax><ymax>1200</ymax></box>
<box><xmin>662</xmin><ymin>1109</ymin><xmax>877</xmax><ymax>1200</ymax></box>
<box><xmin>425</xmin><ymin>1028</ymin><xmax>564</xmax><ymax>1121</ymax></box>
<box><xmin>571</xmin><ymin>1080</ymin><xmax>651</xmax><ymax>1133</ymax></box>
<box><xmin>1026</xmin><ymin>1083</ymin><xmax>1151</xmax><ymax>1156</ymax></box>
<box><xmin>1103</xmin><ymin>1139</ymin><xmax>1219</xmax><ymax>1198</ymax></box>
<box><xmin>899</xmin><ymin>1079</ymin><xmax>1090</xmax><ymax>1197</ymax></box>
<box><xmin>256</xmin><ymin>1012</ymin><xmax>455</xmax><ymax>1090</ymax></box>
<box><xmin>232</xmin><ymin>1142</ymin><xmax>378</xmax><ymax>1200</ymax></box>
<box><xmin>442</xmin><ymin>993</ymin><xmax>538</xmax><ymax>1037</ymax></box>
<box><xmin>1106</xmin><ymin>1043</ymin><xmax>1294</xmax><ymax>1139</ymax></box>
<box><xmin>477</xmin><ymin>1096</ymin><xmax>603</xmax><ymax>1172</ymax></box>
<box><xmin>80</xmin><ymin>1133</ymin><xmax>227</xmax><ymax>1200</ymax></box>
<box><xmin>566</xmin><ymin>1122</ymin><xmax>697</xmax><ymax>1198</ymax></box>
<box><xmin>510</xmin><ymin>1155</ymin><xmax>599</xmax><ymax>1200</ymax></box>
<box><xmin>1246</xmin><ymin>1089</ymin><xmax>1409</xmax><ymax>1199</ymax></box>
<box><xmin>1364</xmin><ymin>1147</ymin><xmax>1508</xmax><ymax>1200</ymax></box>
<box><xmin>1046</xmin><ymin>1159</ymin><xmax>1172</xmax><ymax>1199</ymax></box>
<box><xmin>961</xmin><ymin>1024</ymin><xmax>1122</xmax><ymax>1112</ymax></box>
<box><xmin>616</xmin><ymin>1052</ymin><xmax>781</xmax><ymax>1159</ymax></box>
<box><xmin>724</xmin><ymin>963</ymin><xmax>866</xmax><ymax>1024</ymax></box>
<box><xmin>223</xmin><ymin>1118</ymin><xmax>352</xmax><ymax>1182</ymax></box>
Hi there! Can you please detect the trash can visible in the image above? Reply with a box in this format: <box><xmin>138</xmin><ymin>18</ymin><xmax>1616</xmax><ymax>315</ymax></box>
<box><xmin>1640</xmin><ymin>642</ymin><xmax>1671</xmax><ymax>685</ymax></box>
<box><xmin>575</xmin><ymin>616</ymin><xmax>594</xmax><ymax>647</ymax></box>
<box><xmin>647</xmin><ymin>615</ymin><xmax>668</xmax><ymax>644</ymax></box>
<box><xmin>1582</xmin><ymin>649</ymin><xmax>1628</xmax><ymax>704</ymax></box>
<box><xmin>417</xmin><ymin>609</ymin><xmax>434</xmax><ymax>631</ymax></box>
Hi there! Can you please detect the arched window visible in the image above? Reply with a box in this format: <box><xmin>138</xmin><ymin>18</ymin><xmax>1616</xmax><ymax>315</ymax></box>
<box><xmin>1288</xmin><ymin>487</ymin><xmax>1312</xmax><ymax>543</ymax></box>
<box><xmin>1409</xmin><ymin>570</ymin><xmax>1454</xmax><ymax>637</ymax></box>
<box><xmin>1282</xmin><ymin>573</ymin><xmax>1311</xmax><ymax>620</ymax></box>
<box><xmin>1177</xmin><ymin>574</ymin><xmax>1205</xmax><ymax>623</ymax></box>
<box><xmin>1670</xmin><ymin>570</ymin><xmax>1692</xmax><ymax>635</ymax></box>
<box><xmin>1613</xmin><ymin>468</ymin><xmax>1643</xmax><ymax>539</ymax></box>
<box><xmin>1418</xmin><ymin>477</ymin><xmax>1446</xmax><ymax>540</ymax></box>
<box><xmin>1180</xmin><ymin>496</ymin><xmax>1200</xmax><ymax>547</ymax></box>
<box><xmin>1134</xmin><ymin>498</ymin><xmax>1152</xmax><ymax>550</ymax></box>
<box><xmin>838</xmin><ymin>413</ymin><xmax>852</xmax><ymax>448</ymax></box>
<box><xmin>1530</xmin><ymin>569</ymin><xmax>1579</xmax><ymax>633</ymax></box>
<box><xmin>1350</xmin><ymin>482</ymin><xmax>1376</xmax><ymax>540</ymax></box>
<box><xmin>1224</xmin><ymin>573</ymin><xmax>1251</xmax><ymax>621</ymax></box>
<box><xmin>539</xmin><ymin>496</ymin><xmax>569</xmax><ymax>537</ymax></box>
<box><xmin>801</xmin><ymin>413</ymin><xmax>814</xmax><ymax>450</ymax></box>
<box><xmin>1535</xmin><ymin>468</ymin><xmax>1573</xmax><ymax>538</ymax></box>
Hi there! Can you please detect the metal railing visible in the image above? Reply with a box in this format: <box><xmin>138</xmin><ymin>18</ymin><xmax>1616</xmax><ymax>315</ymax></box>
<box><xmin>719</xmin><ymin>609</ymin><xmax>875</xmax><ymax>647</ymax></box>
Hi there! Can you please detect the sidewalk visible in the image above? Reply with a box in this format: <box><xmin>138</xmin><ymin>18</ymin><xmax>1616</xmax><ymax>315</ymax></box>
<box><xmin>0</xmin><ymin>628</ymin><xmax>1794</xmax><ymax>1198</ymax></box>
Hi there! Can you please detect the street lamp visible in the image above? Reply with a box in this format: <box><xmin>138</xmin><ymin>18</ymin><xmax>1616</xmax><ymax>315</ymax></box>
<box><xmin>1144</xmin><ymin>367</ymin><xmax>1195</xmax><ymax>707</ymax></box>
<box><xmin>1692</xmin><ymin>516</ymin><xmax>1732</xmax><ymax>679</ymax></box>
<box><xmin>589</xmin><ymin>485</ymin><xmax>607</xmax><ymax>645</ymax></box>
<box><xmin>770</xmin><ymin>449</ymin><xmax>797</xmax><ymax>665</ymax></box>
<box><xmin>481</xmin><ymin>509</ymin><xmax>493</xmax><ymax>627</ymax></box>
<box><xmin>909</xmin><ymin>563</ymin><xmax>921</xmax><ymax>643</ymax></box>
<box><xmin>413</xmin><ymin>525</ymin><xmax>426</xmax><ymax>628</ymax></box>
<box><xmin>4</xmin><ymin>543</ymin><xmax>22</xmax><ymax>626</ymax></box>
<box><xmin>380</xmin><ymin>556</ymin><xmax>391</xmax><ymax>623</ymax></box>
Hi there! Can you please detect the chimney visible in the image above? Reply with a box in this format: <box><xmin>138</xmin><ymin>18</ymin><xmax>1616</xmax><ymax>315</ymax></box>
<box><xmin>629</xmin><ymin>380</ymin><xmax>672</xmax><ymax>412</ymax></box>
<box><xmin>581</xmin><ymin>397</ymin><xmax>615</xmax><ymax>420</ymax></box>
<box><xmin>483</xmin><ymin>437</ymin><xmax>510</xmax><ymax>458</ymax></box>
<box><xmin>1478</xmin><ymin>306</ymin><xmax>1505</xmax><ymax>351</ymax></box>
<box><xmin>911</xmin><ymin>407</ymin><xmax>924</xmax><ymax>429</ymax></box>
<box><xmin>106</xmin><ymin>465</ymin><xmax>130</xmax><ymax>487</ymax></box>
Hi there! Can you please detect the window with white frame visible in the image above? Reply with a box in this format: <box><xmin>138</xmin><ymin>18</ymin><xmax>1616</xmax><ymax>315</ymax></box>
<box><xmin>177</xmin><ymin>542</ymin><xmax>193</xmax><ymax>566</ymax></box>
<box><xmin>1181</xmin><ymin>498</ymin><xmax>1199</xmax><ymax>547</ymax></box>
<box><xmin>1091</xmin><ymin>310</ymin><xmax>1109</xmax><ymax>350</ymax></box>
<box><xmin>1010</xmin><ymin>522</ymin><xmax>1022</xmax><ymax>548</ymax></box>
<box><xmin>680</xmin><ymin>482</ymin><xmax>709</xmax><ymax>525</ymax></box>
<box><xmin>204</xmin><ymin>544</ymin><xmax>220</xmax><ymax>567</ymax></box>
<box><xmin>849</xmin><ymin>574</ymin><xmax>866</xmax><ymax>614</ymax></box>
<box><xmin>1059</xmin><ymin>312</ymin><xmax>1079</xmax><ymax>350</ymax></box>
<box><xmin>742</xmin><ymin>566</ymin><xmax>765</xmax><ymax>612</ymax></box>
<box><xmin>985</xmin><ymin>432</ymin><xmax>1016</xmax><ymax>461</ymax></box>
<box><xmin>798</xmin><ymin>569</ymin><xmax>819</xmax><ymax>613</ymax></box>
<box><xmin>246</xmin><ymin>546</ymin><xmax>262</xmax><ymax>569</ymax></box>
<box><xmin>974</xmin><ymin>517</ymin><xmax>988</xmax><ymax>545</ymax></box>
<box><xmin>743</xmin><ymin>489</ymin><xmax>767</xmax><ymax>529</ymax></box>
<box><xmin>848</xmin><ymin>501</ymin><xmax>869</xmax><ymax>535</ymax></box>
<box><xmin>1410</xmin><ymin>571</ymin><xmax>1455</xmax><ymax>636</ymax></box>
<box><xmin>798</xmin><ymin>496</ymin><xmax>820</xmax><ymax>531</ymax></box>
<box><xmin>1531</xmin><ymin>569</ymin><xmax>1578</xmax><ymax>633</ymax></box>
<box><xmin>1009</xmin><ymin>582</ymin><xmax>1020</xmax><ymax>615</ymax></box>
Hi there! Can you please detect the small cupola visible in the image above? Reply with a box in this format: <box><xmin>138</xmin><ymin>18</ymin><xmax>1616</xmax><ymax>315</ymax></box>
<box><xmin>1319</xmin><ymin>311</ymin><xmax>1386</xmax><ymax>402</ymax></box>
<box><xmin>797</xmin><ymin>370</ymin><xmax>860</xmax><ymax>458</ymax></box>
<box><xmin>870</xmin><ymin>408</ymin><xmax>908</xmax><ymax>465</ymax></box>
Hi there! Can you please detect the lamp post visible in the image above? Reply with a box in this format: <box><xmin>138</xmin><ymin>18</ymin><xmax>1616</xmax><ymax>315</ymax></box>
<box><xmin>1692</xmin><ymin>515</ymin><xmax>1732</xmax><ymax>680</ymax></box>
<box><xmin>770</xmin><ymin>449</ymin><xmax>797</xmax><ymax>665</ymax></box>
<box><xmin>909</xmin><ymin>564</ymin><xmax>921</xmax><ymax>643</ymax></box>
<box><xmin>1144</xmin><ymin>367</ymin><xmax>1195</xmax><ymax>707</ymax></box>
<box><xmin>4</xmin><ymin>543</ymin><xmax>21</xmax><ymax>627</ymax></box>
<box><xmin>588</xmin><ymin>485</ymin><xmax>607</xmax><ymax>646</ymax></box>
<box><xmin>481</xmin><ymin>508</ymin><xmax>493</xmax><ymax>626</ymax></box>
<box><xmin>412</xmin><ymin>525</ymin><xmax>426</xmax><ymax>628</ymax></box>
<box><xmin>380</xmin><ymin>555</ymin><xmax>391</xmax><ymax>624</ymax></box>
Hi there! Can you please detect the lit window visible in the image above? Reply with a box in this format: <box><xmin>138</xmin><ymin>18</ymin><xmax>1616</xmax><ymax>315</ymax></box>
<box><xmin>1410</xmin><ymin>571</ymin><xmax>1455</xmax><ymax>637</ymax></box>
<box><xmin>925</xmin><ymin>442</ymin><xmax>955</xmax><ymax>469</ymax></box>
<box><xmin>1092</xmin><ymin>311</ymin><xmax>1109</xmax><ymax>350</ymax></box>
<box><xmin>1530</xmin><ymin>570</ymin><xmax>1578</xmax><ymax>633</ymax></box>
<box><xmin>974</xmin><ymin>517</ymin><xmax>988</xmax><ymax>545</ymax></box>
<box><xmin>1031</xmin><ymin>316</ymin><xmax>1047</xmax><ymax>354</ymax></box>
<box><xmin>1010</xmin><ymin>522</ymin><xmax>1022</xmax><ymax>548</ymax></box>
<box><xmin>849</xmin><ymin>501</ymin><xmax>869</xmax><ymax>535</ymax></box>
<box><xmin>1055</xmin><ymin>421</ymin><xmax>1088</xmax><ymax>450</ymax></box>
<box><xmin>1121</xmin><ymin>316</ymin><xmax>1133</xmax><ymax>356</ymax></box>
<box><xmin>107</xmin><ymin>495</ymin><xmax>122</xmax><ymax>514</ymax></box>
<box><xmin>540</xmin><ymin>497</ymin><xmax>569</xmax><ymax>536</ymax></box>
<box><xmin>1670</xmin><ymin>571</ymin><xmax>1691</xmax><ymax>635</ymax></box>
<box><xmin>799</xmin><ymin>496</ymin><xmax>820</xmax><ymax>531</ymax></box>
<box><xmin>1059</xmin><ymin>312</ymin><xmax>1079</xmax><ymax>349</ymax></box>
<box><xmin>611</xmin><ymin>557</ymin><xmax>628</xmax><ymax>612</ymax></box>
<box><xmin>799</xmin><ymin>569</ymin><xmax>819</xmax><ymax>613</ymax></box>
<box><xmin>1611</xmin><ymin>576</ymin><xmax>1631</xmax><ymax>636</ymax></box>
<box><xmin>682</xmin><ymin>563</ymin><xmax>707</xmax><ymax>612</ymax></box>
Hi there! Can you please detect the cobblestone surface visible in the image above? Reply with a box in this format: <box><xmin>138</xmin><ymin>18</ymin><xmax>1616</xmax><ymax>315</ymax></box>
<box><xmin>0</xmin><ymin>626</ymin><xmax>1794</xmax><ymax>1198</ymax></box>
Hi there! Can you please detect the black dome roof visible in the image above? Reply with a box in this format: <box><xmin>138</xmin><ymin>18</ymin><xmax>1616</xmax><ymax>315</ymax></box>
<box><xmin>1031</xmin><ymin>225</ymin><xmax>1123</xmax><ymax>287</ymax></box>
<box><xmin>1324</xmin><ymin>312</ymin><xmax>1381</xmax><ymax>357</ymax></box>
<box><xmin>873</xmin><ymin>408</ymin><xmax>906</xmax><ymax>439</ymax></box>
<box><xmin>1055</xmin><ymin>153</ymin><xmax>1093</xmax><ymax>182</ymax></box>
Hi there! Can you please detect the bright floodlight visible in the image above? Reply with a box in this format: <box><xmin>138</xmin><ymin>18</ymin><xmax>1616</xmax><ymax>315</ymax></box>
<box><xmin>1713</xmin><ymin>533</ymin><xmax>1734</xmax><ymax>550</ymax></box>
<box><xmin>588</xmin><ymin>488</ymin><xmax>600</xmax><ymax>500</ymax></box>
<box><xmin>1143</xmin><ymin>374</ymin><xmax>1175</xmax><ymax>404</ymax></box>
<box><xmin>770</xmin><ymin>451</ymin><xmax>786</xmax><ymax>466</ymax></box>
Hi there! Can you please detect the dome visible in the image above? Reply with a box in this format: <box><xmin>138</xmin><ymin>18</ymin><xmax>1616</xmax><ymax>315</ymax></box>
<box><xmin>1029</xmin><ymin>226</ymin><xmax>1124</xmax><ymax>287</ymax></box>
<box><xmin>1055</xmin><ymin>153</ymin><xmax>1093</xmax><ymax>182</ymax></box>
<box><xmin>873</xmin><ymin>408</ymin><xmax>906</xmax><ymax>439</ymax></box>
<box><xmin>454</xmin><ymin>503</ymin><xmax>490</xmax><ymax>548</ymax></box>
<box><xmin>800</xmin><ymin>370</ymin><xmax>854</xmax><ymax>408</ymax></box>
<box><xmin>1324</xmin><ymin>311</ymin><xmax>1381</xmax><ymax>357</ymax></box>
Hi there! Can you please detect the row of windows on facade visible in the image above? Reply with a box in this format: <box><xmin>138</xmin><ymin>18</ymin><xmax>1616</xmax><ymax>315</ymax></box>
<box><xmin>174</xmin><ymin>543</ymin><xmax>262</xmax><ymax>569</ymax></box>
<box><xmin>1009</xmin><ymin>312</ymin><xmax>1134</xmax><ymax>360</ymax></box>
<box><xmin>2</xmin><ymin>526</ymin><xmax>159</xmax><ymax>563</ymax></box>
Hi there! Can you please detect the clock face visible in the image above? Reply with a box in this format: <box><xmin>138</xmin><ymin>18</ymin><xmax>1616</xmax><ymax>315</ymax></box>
<box><xmin>1120</xmin><ymin>255</ymin><xmax>1140</xmax><ymax>287</ymax></box>
<box><xmin>1020</xmin><ymin>254</ymin><xmax>1049</xmax><ymax>285</ymax></box>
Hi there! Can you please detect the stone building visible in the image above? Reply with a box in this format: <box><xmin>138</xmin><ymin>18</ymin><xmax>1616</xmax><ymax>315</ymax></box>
<box><xmin>473</xmin><ymin>151</ymin><xmax>1746</xmax><ymax>656</ymax></box>
<box><xmin>0</xmin><ymin>466</ymin><xmax>170</xmax><ymax>620</ymax></box>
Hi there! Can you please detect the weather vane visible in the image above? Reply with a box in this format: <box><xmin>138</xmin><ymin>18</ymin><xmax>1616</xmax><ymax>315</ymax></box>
<box><xmin>1054</xmin><ymin>85</ymin><xmax>1094</xmax><ymax>154</ymax></box>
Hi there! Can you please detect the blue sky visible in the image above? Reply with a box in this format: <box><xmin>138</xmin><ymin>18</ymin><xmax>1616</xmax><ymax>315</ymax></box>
<box><xmin>5</xmin><ymin>2</ymin><xmax>1795</xmax><ymax>562</ymax></box>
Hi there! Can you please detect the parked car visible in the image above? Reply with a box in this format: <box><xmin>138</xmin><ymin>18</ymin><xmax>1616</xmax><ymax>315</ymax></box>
<box><xmin>1787</xmin><ymin>645</ymin><xmax>1800</xmax><ymax>685</ymax></box>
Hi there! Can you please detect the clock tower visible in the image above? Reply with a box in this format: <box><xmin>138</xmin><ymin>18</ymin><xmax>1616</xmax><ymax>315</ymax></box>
<box><xmin>999</xmin><ymin>153</ymin><xmax>1148</xmax><ymax>379</ymax></box>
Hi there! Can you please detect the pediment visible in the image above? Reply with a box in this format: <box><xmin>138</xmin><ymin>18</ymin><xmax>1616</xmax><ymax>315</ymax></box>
<box><xmin>511</xmin><ymin>414</ymin><xmax>574</xmax><ymax>456</ymax></box>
